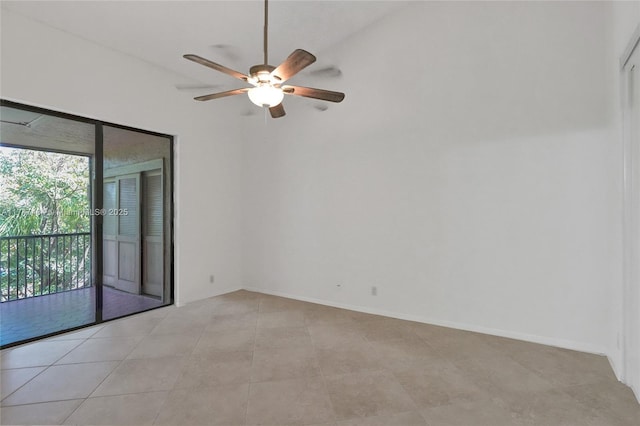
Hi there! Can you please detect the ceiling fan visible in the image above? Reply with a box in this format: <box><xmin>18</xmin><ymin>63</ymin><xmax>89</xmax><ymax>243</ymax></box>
<box><xmin>183</xmin><ymin>0</ymin><xmax>345</xmax><ymax>118</ymax></box>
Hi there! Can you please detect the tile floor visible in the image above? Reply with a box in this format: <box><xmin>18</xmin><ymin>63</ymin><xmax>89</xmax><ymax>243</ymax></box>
<box><xmin>0</xmin><ymin>290</ymin><xmax>638</xmax><ymax>425</ymax></box>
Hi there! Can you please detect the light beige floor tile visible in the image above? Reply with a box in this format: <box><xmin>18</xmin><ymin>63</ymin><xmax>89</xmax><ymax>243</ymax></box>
<box><xmin>91</xmin><ymin>316</ymin><xmax>163</xmax><ymax>338</ymax></box>
<box><xmin>367</xmin><ymin>338</ymin><xmax>441</xmax><ymax>371</ymax></box>
<box><xmin>413</xmin><ymin>324</ymin><xmax>505</xmax><ymax>356</ymax></box>
<box><xmin>480</xmin><ymin>334</ymin><xmax>558</xmax><ymax>354</ymax></box>
<box><xmin>410</xmin><ymin>323</ymin><xmax>474</xmax><ymax>341</ymax></box>
<box><xmin>175</xmin><ymin>305</ymin><xmax>211</xmax><ymax>319</ymax></box>
<box><xmin>258</xmin><ymin>296</ymin><xmax>313</xmax><ymax>313</ymax></box>
<box><xmin>1</xmin><ymin>340</ymin><xmax>83</xmax><ymax>369</ymax></box>
<box><xmin>255</xmin><ymin>326</ymin><xmax>313</xmax><ymax>350</ymax></box>
<box><xmin>257</xmin><ymin>310</ymin><xmax>306</xmax><ymax>329</ymax></box>
<box><xmin>308</xmin><ymin>323</ymin><xmax>368</xmax><ymax>350</ymax></box>
<box><xmin>139</xmin><ymin>305</ymin><xmax>174</xmax><ymax>319</ymax></box>
<box><xmin>392</xmin><ymin>358</ymin><xmax>486</xmax><ymax>409</ymax></box>
<box><xmin>324</xmin><ymin>370</ymin><xmax>416</xmax><ymax>420</ymax></box>
<box><xmin>63</xmin><ymin>391</ymin><xmax>168</xmax><ymax>425</ymax></box>
<box><xmin>0</xmin><ymin>291</ymin><xmax>634</xmax><ymax>426</ymax></box>
<box><xmin>304</xmin><ymin>307</ymin><xmax>355</xmax><ymax>326</ymax></box>
<box><xmin>174</xmin><ymin>351</ymin><xmax>252</xmax><ymax>389</ymax></box>
<box><xmin>346</xmin><ymin>310</ymin><xmax>385</xmax><ymax>323</ymax></box>
<box><xmin>185</xmin><ymin>295</ymin><xmax>225</xmax><ymax>308</ymax></box>
<box><xmin>0</xmin><ymin>399</ymin><xmax>83</xmax><ymax>425</ymax></box>
<box><xmin>55</xmin><ymin>336</ymin><xmax>142</xmax><ymax>364</ymax></box>
<box><xmin>508</xmin><ymin>346</ymin><xmax>617</xmax><ymax>387</ymax></box>
<box><xmin>559</xmin><ymin>380</ymin><xmax>640</xmax><ymax>426</ymax></box>
<box><xmin>1</xmin><ymin>367</ymin><xmax>45</xmax><ymax>399</ymax></box>
<box><xmin>218</xmin><ymin>290</ymin><xmax>262</xmax><ymax>302</ymax></box>
<box><xmin>150</xmin><ymin>314</ymin><xmax>208</xmax><ymax>335</ymax></box>
<box><xmin>205</xmin><ymin>311</ymin><xmax>258</xmax><ymax>333</ymax></box>
<box><xmin>420</xmin><ymin>399</ymin><xmax>520</xmax><ymax>426</ymax></box>
<box><xmin>154</xmin><ymin>384</ymin><xmax>249</xmax><ymax>425</ymax></box>
<box><xmin>251</xmin><ymin>346</ymin><xmax>321</xmax><ymax>382</ymax></box>
<box><xmin>450</xmin><ymin>354</ymin><xmax>555</xmax><ymax>396</ymax></box>
<box><xmin>163</xmin><ymin>305</ymin><xmax>211</xmax><ymax>319</ymax></box>
<box><xmin>211</xmin><ymin>299</ymin><xmax>260</xmax><ymax>315</ymax></box>
<box><xmin>353</xmin><ymin>319</ymin><xmax>420</xmax><ymax>342</ymax></box>
<box><xmin>194</xmin><ymin>328</ymin><xmax>256</xmax><ymax>354</ymax></box>
<box><xmin>46</xmin><ymin>326</ymin><xmax>103</xmax><ymax>341</ymax></box>
<box><xmin>126</xmin><ymin>332</ymin><xmax>200</xmax><ymax>359</ymax></box>
<box><xmin>336</xmin><ymin>410</ymin><xmax>427</xmax><ymax>426</ymax></box>
<box><xmin>91</xmin><ymin>356</ymin><xmax>184</xmax><ymax>397</ymax></box>
<box><xmin>422</xmin><ymin>331</ymin><xmax>504</xmax><ymax>360</ymax></box>
<box><xmin>2</xmin><ymin>361</ymin><xmax>118</xmax><ymax>406</ymax></box>
<box><xmin>316</xmin><ymin>340</ymin><xmax>385</xmax><ymax>376</ymax></box>
<box><xmin>246</xmin><ymin>377</ymin><xmax>335</xmax><ymax>425</ymax></box>
<box><xmin>500</xmin><ymin>389</ymin><xmax>619</xmax><ymax>426</ymax></box>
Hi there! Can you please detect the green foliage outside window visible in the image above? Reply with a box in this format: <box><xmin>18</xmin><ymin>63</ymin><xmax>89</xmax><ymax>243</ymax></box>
<box><xmin>0</xmin><ymin>147</ymin><xmax>91</xmax><ymax>301</ymax></box>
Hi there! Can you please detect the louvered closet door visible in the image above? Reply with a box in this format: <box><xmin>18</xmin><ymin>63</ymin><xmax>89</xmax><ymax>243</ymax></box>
<box><xmin>115</xmin><ymin>173</ymin><xmax>141</xmax><ymax>294</ymax></box>
<box><xmin>142</xmin><ymin>170</ymin><xmax>163</xmax><ymax>298</ymax></box>
<box><xmin>103</xmin><ymin>179</ymin><xmax>117</xmax><ymax>286</ymax></box>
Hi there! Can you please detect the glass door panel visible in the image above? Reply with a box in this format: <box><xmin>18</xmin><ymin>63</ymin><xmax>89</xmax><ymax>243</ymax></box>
<box><xmin>102</xmin><ymin>125</ymin><xmax>172</xmax><ymax>320</ymax></box>
<box><xmin>0</xmin><ymin>107</ymin><xmax>95</xmax><ymax>346</ymax></box>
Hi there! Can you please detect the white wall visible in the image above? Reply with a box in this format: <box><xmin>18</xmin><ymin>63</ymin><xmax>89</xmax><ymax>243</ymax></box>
<box><xmin>1</xmin><ymin>9</ymin><xmax>245</xmax><ymax>305</ymax></box>
<box><xmin>243</xmin><ymin>1</ymin><xmax>618</xmax><ymax>355</ymax></box>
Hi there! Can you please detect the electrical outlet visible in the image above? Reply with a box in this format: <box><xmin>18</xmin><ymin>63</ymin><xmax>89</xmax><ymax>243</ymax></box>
<box><xmin>371</xmin><ymin>286</ymin><xmax>377</xmax><ymax>296</ymax></box>
<box><xmin>209</xmin><ymin>275</ymin><xmax>215</xmax><ymax>284</ymax></box>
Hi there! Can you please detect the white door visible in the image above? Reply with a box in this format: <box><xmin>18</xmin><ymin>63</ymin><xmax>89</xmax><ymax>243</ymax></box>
<box><xmin>102</xmin><ymin>174</ymin><xmax>141</xmax><ymax>294</ymax></box>
<box><xmin>142</xmin><ymin>170</ymin><xmax>163</xmax><ymax>298</ymax></box>
<box><xmin>623</xmin><ymin>35</ymin><xmax>640</xmax><ymax>398</ymax></box>
<box><xmin>116</xmin><ymin>174</ymin><xmax>141</xmax><ymax>294</ymax></box>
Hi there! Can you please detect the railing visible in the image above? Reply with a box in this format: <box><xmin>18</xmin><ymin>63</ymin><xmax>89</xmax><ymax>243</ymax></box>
<box><xmin>0</xmin><ymin>233</ymin><xmax>91</xmax><ymax>302</ymax></box>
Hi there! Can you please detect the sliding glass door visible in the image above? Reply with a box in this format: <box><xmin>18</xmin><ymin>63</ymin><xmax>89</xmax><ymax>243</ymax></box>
<box><xmin>0</xmin><ymin>100</ymin><xmax>174</xmax><ymax>347</ymax></box>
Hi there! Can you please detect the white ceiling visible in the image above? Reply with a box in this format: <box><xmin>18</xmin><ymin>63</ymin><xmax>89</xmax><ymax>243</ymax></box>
<box><xmin>2</xmin><ymin>1</ymin><xmax>409</xmax><ymax>89</ymax></box>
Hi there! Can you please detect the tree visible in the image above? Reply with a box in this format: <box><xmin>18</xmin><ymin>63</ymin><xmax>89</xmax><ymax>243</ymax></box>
<box><xmin>0</xmin><ymin>147</ymin><xmax>90</xmax><ymax>236</ymax></box>
<box><xmin>0</xmin><ymin>146</ymin><xmax>91</xmax><ymax>301</ymax></box>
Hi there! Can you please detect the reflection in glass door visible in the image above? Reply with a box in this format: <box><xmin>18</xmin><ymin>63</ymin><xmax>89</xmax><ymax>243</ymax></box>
<box><xmin>103</xmin><ymin>174</ymin><xmax>141</xmax><ymax>295</ymax></box>
<box><xmin>102</xmin><ymin>125</ymin><xmax>172</xmax><ymax>320</ymax></box>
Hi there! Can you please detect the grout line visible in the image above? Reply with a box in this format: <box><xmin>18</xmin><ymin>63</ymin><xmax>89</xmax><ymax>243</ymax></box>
<box><xmin>1</xmin><ymin>396</ymin><xmax>86</xmax><ymax>408</ymax></box>
<box><xmin>7</xmin><ymin>291</ymin><xmax>626</xmax><ymax>425</ymax></box>
<box><xmin>244</xmin><ymin>297</ymin><xmax>261</xmax><ymax>425</ymax></box>
<box><xmin>59</xmin><ymin>311</ymin><xmax>170</xmax><ymax>424</ymax></box>
<box><xmin>309</xmin><ymin>317</ymin><xmax>339</xmax><ymax>425</ymax></box>
<box><xmin>152</xmin><ymin>294</ymin><xmax>237</xmax><ymax>425</ymax></box>
<box><xmin>0</xmin><ymin>338</ymin><xmax>86</xmax><ymax>403</ymax></box>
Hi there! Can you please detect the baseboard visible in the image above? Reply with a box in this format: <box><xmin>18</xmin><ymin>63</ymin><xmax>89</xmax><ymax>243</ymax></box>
<box><xmin>244</xmin><ymin>286</ymin><xmax>609</xmax><ymax>357</ymax></box>
<box><xmin>607</xmin><ymin>351</ymin><xmax>623</xmax><ymax>381</ymax></box>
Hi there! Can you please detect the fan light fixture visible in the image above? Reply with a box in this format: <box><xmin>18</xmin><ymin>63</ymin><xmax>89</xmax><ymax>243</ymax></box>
<box><xmin>248</xmin><ymin>85</ymin><xmax>284</xmax><ymax>107</ymax></box>
<box><xmin>182</xmin><ymin>0</ymin><xmax>345</xmax><ymax>118</ymax></box>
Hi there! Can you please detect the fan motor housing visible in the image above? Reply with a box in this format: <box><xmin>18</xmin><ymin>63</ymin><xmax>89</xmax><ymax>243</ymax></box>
<box><xmin>249</xmin><ymin>64</ymin><xmax>275</xmax><ymax>74</ymax></box>
<box><xmin>250</xmin><ymin>64</ymin><xmax>278</xmax><ymax>82</ymax></box>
